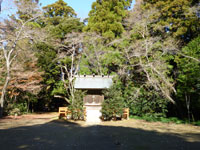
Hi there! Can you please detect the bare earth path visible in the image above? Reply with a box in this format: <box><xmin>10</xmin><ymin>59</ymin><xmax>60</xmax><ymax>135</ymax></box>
<box><xmin>0</xmin><ymin>113</ymin><xmax>200</xmax><ymax>150</ymax></box>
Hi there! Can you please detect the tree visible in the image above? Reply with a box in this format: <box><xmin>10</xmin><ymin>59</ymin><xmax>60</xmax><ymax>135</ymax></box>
<box><xmin>16</xmin><ymin>0</ymin><xmax>40</xmax><ymax>21</ymax></box>
<box><xmin>43</xmin><ymin>0</ymin><xmax>76</xmax><ymax>18</ymax></box>
<box><xmin>115</xmin><ymin>6</ymin><xmax>177</xmax><ymax>104</ymax></box>
<box><xmin>47</xmin><ymin>17</ymin><xmax>83</xmax><ymax>41</ymax></box>
<box><xmin>35</xmin><ymin>1</ymin><xmax>84</xmax><ymax>106</ymax></box>
<box><xmin>57</xmin><ymin>32</ymin><xmax>85</xmax><ymax>104</ymax></box>
<box><xmin>0</xmin><ymin>0</ymin><xmax>42</xmax><ymax>117</ymax></box>
<box><xmin>175</xmin><ymin>36</ymin><xmax>200</xmax><ymax>121</ymax></box>
<box><xmin>68</xmin><ymin>90</ymin><xmax>86</xmax><ymax>120</ymax></box>
<box><xmin>143</xmin><ymin>0</ymin><xmax>200</xmax><ymax>42</ymax></box>
<box><xmin>101</xmin><ymin>79</ymin><xmax>125</xmax><ymax>120</ymax></box>
<box><xmin>79</xmin><ymin>32</ymin><xmax>127</xmax><ymax>76</ymax></box>
<box><xmin>84</xmin><ymin>0</ymin><xmax>132</xmax><ymax>39</ymax></box>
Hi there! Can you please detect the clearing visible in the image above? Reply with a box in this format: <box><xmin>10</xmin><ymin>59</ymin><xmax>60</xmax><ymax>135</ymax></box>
<box><xmin>0</xmin><ymin>113</ymin><xmax>200</xmax><ymax>150</ymax></box>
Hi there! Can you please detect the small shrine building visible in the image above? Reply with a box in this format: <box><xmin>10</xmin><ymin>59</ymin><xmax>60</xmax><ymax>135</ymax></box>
<box><xmin>74</xmin><ymin>75</ymin><xmax>113</xmax><ymax>123</ymax></box>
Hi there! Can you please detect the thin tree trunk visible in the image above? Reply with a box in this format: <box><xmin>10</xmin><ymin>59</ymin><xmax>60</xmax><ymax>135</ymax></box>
<box><xmin>0</xmin><ymin>70</ymin><xmax>10</xmax><ymax>117</ymax></box>
<box><xmin>185</xmin><ymin>92</ymin><xmax>190</xmax><ymax>123</ymax></box>
<box><xmin>27</xmin><ymin>100</ymin><xmax>29</xmax><ymax>113</ymax></box>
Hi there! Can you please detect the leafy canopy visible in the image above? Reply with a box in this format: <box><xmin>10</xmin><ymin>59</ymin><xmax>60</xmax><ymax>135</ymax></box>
<box><xmin>143</xmin><ymin>0</ymin><xmax>200</xmax><ymax>41</ymax></box>
<box><xmin>84</xmin><ymin>0</ymin><xmax>132</xmax><ymax>39</ymax></box>
<box><xmin>43</xmin><ymin>0</ymin><xmax>76</xmax><ymax>18</ymax></box>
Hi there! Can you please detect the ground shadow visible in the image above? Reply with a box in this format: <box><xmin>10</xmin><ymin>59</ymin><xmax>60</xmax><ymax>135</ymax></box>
<box><xmin>0</xmin><ymin>120</ymin><xmax>200</xmax><ymax>150</ymax></box>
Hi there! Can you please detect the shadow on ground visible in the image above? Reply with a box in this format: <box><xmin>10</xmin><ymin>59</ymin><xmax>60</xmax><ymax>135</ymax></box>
<box><xmin>0</xmin><ymin>120</ymin><xmax>200</xmax><ymax>150</ymax></box>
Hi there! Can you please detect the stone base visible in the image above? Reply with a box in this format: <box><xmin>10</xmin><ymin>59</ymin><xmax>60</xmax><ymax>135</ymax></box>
<box><xmin>85</xmin><ymin>105</ymin><xmax>102</xmax><ymax>123</ymax></box>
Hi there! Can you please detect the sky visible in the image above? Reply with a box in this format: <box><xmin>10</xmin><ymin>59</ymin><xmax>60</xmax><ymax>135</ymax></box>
<box><xmin>40</xmin><ymin>0</ymin><xmax>96</xmax><ymax>20</ymax></box>
<box><xmin>0</xmin><ymin>0</ymin><xmax>135</xmax><ymax>21</ymax></box>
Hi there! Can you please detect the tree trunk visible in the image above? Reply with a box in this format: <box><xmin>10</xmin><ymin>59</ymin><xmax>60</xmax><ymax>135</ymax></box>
<box><xmin>32</xmin><ymin>102</ymin><xmax>34</xmax><ymax>113</ymax></box>
<box><xmin>0</xmin><ymin>75</ymin><xmax>10</xmax><ymax>118</ymax></box>
<box><xmin>0</xmin><ymin>103</ymin><xmax>3</xmax><ymax>118</ymax></box>
<box><xmin>27</xmin><ymin>100</ymin><xmax>29</xmax><ymax>113</ymax></box>
<box><xmin>185</xmin><ymin>92</ymin><xmax>191</xmax><ymax>123</ymax></box>
<box><xmin>0</xmin><ymin>56</ymin><xmax>11</xmax><ymax>118</ymax></box>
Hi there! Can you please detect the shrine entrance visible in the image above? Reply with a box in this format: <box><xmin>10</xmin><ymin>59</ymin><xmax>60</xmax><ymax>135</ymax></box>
<box><xmin>84</xmin><ymin>94</ymin><xmax>104</xmax><ymax>123</ymax></box>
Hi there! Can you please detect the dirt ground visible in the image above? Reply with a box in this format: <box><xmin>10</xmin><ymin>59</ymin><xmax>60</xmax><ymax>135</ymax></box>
<box><xmin>0</xmin><ymin>113</ymin><xmax>200</xmax><ymax>150</ymax></box>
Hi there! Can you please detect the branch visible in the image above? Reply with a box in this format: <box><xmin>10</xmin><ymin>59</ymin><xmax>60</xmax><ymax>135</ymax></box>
<box><xmin>179</xmin><ymin>53</ymin><xmax>200</xmax><ymax>62</ymax></box>
<box><xmin>54</xmin><ymin>95</ymin><xmax>70</xmax><ymax>104</ymax></box>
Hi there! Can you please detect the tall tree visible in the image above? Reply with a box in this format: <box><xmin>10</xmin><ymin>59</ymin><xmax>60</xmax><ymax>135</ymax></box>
<box><xmin>143</xmin><ymin>0</ymin><xmax>200</xmax><ymax>42</ymax></box>
<box><xmin>36</xmin><ymin>0</ymin><xmax>84</xmax><ymax>105</ymax></box>
<box><xmin>84</xmin><ymin>0</ymin><xmax>132</xmax><ymax>39</ymax></box>
<box><xmin>113</xmin><ymin>1</ymin><xmax>177</xmax><ymax>104</ymax></box>
<box><xmin>43</xmin><ymin>0</ymin><xmax>76</xmax><ymax>18</ymax></box>
<box><xmin>79</xmin><ymin>33</ymin><xmax>123</xmax><ymax>75</ymax></box>
<box><xmin>16</xmin><ymin>0</ymin><xmax>41</xmax><ymax>21</ymax></box>
<box><xmin>175</xmin><ymin>36</ymin><xmax>200</xmax><ymax>121</ymax></box>
<box><xmin>0</xmin><ymin>0</ymin><xmax>41</xmax><ymax>117</ymax></box>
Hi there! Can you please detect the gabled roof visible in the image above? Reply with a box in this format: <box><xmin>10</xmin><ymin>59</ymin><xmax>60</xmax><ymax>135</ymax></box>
<box><xmin>74</xmin><ymin>75</ymin><xmax>113</xmax><ymax>89</ymax></box>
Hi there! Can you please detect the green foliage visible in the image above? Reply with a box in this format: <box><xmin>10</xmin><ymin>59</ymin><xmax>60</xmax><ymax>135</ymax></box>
<box><xmin>43</xmin><ymin>0</ymin><xmax>76</xmax><ymax>18</ymax></box>
<box><xmin>79</xmin><ymin>37</ymin><xmax>125</xmax><ymax>75</ymax></box>
<box><xmin>84</xmin><ymin>0</ymin><xmax>132</xmax><ymax>39</ymax></box>
<box><xmin>131</xmin><ymin>116</ymin><xmax>185</xmax><ymax>124</ymax></box>
<box><xmin>5</xmin><ymin>90</ymin><xmax>38</xmax><ymax>115</ymax></box>
<box><xmin>193</xmin><ymin>121</ymin><xmax>200</xmax><ymax>126</ymax></box>
<box><xmin>124</xmin><ymin>80</ymin><xmax>169</xmax><ymax>118</ymax></box>
<box><xmin>26</xmin><ymin>22</ymin><xmax>41</xmax><ymax>28</ymax></box>
<box><xmin>68</xmin><ymin>90</ymin><xmax>86</xmax><ymax>120</ymax></box>
<box><xmin>34</xmin><ymin>42</ymin><xmax>61</xmax><ymax>104</ymax></box>
<box><xmin>33</xmin><ymin>1</ymin><xmax>84</xmax><ymax>110</ymax></box>
<box><xmin>47</xmin><ymin>17</ymin><xmax>84</xmax><ymax>39</ymax></box>
<box><xmin>51</xmin><ymin>81</ymin><xmax>66</xmax><ymax>96</ymax></box>
<box><xmin>35</xmin><ymin>43</ymin><xmax>60</xmax><ymax>85</ymax></box>
<box><xmin>6</xmin><ymin>103</ymin><xmax>26</xmax><ymax>115</ymax></box>
<box><xmin>175</xmin><ymin>36</ymin><xmax>200</xmax><ymax>120</ymax></box>
<box><xmin>101</xmin><ymin>78</ymin><xmax>125</xmax><ymax>120</ymax></box>
<box><xmin>16</xmin><ymin>0</ymin><xmax>40</xmax><ymax>21</ymax></box>
<box><xmin>143</xmin><ymin>0</ymin><xmax>200</xmax><ymax>41</ymax></box>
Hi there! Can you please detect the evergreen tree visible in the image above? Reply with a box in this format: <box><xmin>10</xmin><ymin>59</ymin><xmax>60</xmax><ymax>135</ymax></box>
<box><xmin>16</xmin><ymin>0</ymin><xmax>41</xmax><ymax>21</ymax></box>
<box><xmin>101</xmin><ymin>79</ymin><xmax>125</xmax><ymax>120</ymax></box>
<box><xmin>43</xmin><ymin>0</ymin><xmax>76</xmax><ymax>18</ymax></box>
<box><xmin>42</xmin><ymin>0</ymin><xmax>77</xmax><ymax>26</ymax></box>
<box><xmin>175</xmin><ymin>36</ymin><xmax>200</xmax><ymax>121</ymax></box>
<box><xmin>84</xmin><ymin>0</ymin><xmax>132</xmax><ymax>39</ymax></box>
<box><xmin>143</xmin><ymin>0</ymin><xmax>200</xmax><ymax>42</ymax></box>
<box><xmin>35</xmin><ymin>0</ymin><xmax>84</xmax><ymax>107</ymax></box>
<box><xmin>42</xmin><ymin>0</ymin><xmax>83</xmax><ymax>39</ymax></box>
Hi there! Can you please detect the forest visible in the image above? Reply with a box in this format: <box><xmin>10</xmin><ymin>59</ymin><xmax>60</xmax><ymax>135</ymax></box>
<box><xmin>0</xmin><ymin>0</ymin><xmax>199</xmax><ymax>124</ymax></box>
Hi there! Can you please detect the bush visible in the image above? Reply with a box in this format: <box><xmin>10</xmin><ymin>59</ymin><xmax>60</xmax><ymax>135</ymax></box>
<box><xmin>124</xmin><ymin>81</ymin><xmax>169</xmax><ymax>118</ymax></box>
<box><xmin>193</xmin><ymin>121</ymin><xmax>200</xmax><ymax>126</ymax></box>
<box><xmin>101</xmin><ymin>80</ymin><xmax>125</xmax><ymax>120</ymax></box>
<box><xmin>6</xmin><ymin>103</ymin><xmax>27</xmax><ymax>116</ymax></box>
<box><xmin>68</xmin><ymin>90</ymin><xmax>86</xmax><ymax>120</ymax></box>
<box><xmin>4</xmin><ymin>90</ymin><xmax>38</xmax><ymax>115</ymax></box>
<box><xmin>132</xmin><ymin>115</ymin><xmax>186</xmax><ymax>125</ymax></box>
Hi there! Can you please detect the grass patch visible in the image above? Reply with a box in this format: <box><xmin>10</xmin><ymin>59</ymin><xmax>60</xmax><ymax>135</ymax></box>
<box><xmin>192</xmin><ymin>120</ymin><xmax>200</xmax><ymax>126</ymax></box>
<box><xmin>130</xmin><ymin>115</ymin><xmax>196</xmax><ymax>125</ymax></box>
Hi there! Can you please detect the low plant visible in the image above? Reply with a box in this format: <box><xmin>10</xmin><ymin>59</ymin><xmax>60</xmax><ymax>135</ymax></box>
<box><xmin>68</xmin><ymin>90</ymin><xmax>86</xmax><ymax>120</ymax></box>
<box><xmin>131</xmin><ymin>115</ymin><xmax>186</xmax><ymax>124</ymax></box>
<box><xmin>101</xmin><ymin>80</ymin><xmax>125</xmax><ymax>120</ymax></box>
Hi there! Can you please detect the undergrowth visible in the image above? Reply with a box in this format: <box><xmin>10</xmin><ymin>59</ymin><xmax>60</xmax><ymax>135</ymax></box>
<box><xmin>130</xmin><ymin>115</ymin><xmax>200</xmax><ymax>126</ymax></box>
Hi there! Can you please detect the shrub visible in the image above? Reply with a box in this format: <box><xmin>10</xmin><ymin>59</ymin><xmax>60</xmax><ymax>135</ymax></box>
<box><xmin>193</xmin><ymin>121</ymin><xmax>200</xmax><ymax>126</ymax></box>
<box><xmin>101</xmin><ymin>80</ymin><xmax>125</xmax><ymax>120</ymax></box>
<box><xmin>6</xmin><ymin>103</ymin><xmax>27</xmax><ymax>116</ymax></box>
<box><xmin>68</xmin><ymin>90</ymin><xmax>86</xmax><ymax>120</ymax></box>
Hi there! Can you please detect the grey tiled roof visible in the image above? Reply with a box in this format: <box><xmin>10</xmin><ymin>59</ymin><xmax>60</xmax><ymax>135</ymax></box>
<box><xmin>74</xmin><ymin>75</ymin><xmax>113</xmax><ymax>89</ymax></box>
